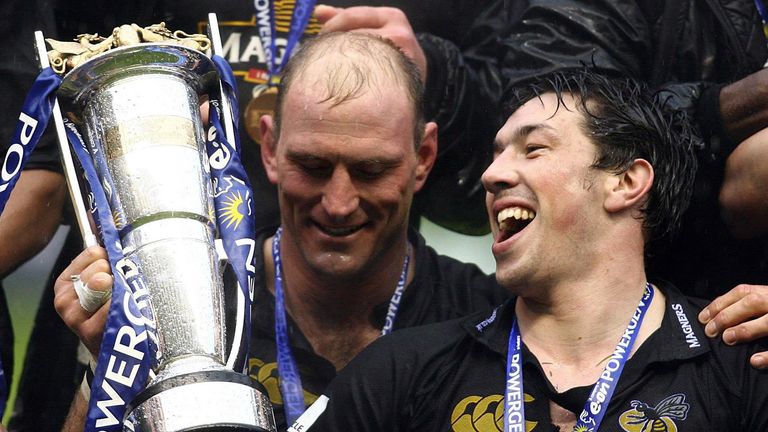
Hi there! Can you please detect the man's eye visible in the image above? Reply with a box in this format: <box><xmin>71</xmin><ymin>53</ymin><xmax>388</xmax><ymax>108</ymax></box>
<box><xmin>300</xmin><ymin>163</ymin><xmax>331</xmax><ymax>177</ymax></box>
<box><xmin>525</xmin><ymin>144</ymin><xmax>546</xmax><ymax>156</ymax></box>
<box><xmin>353</xmin><ymin>162</ymin><xmax>391</xmax><ymax>180</ymax></box>
<box><xmin>354</xmin><ymin>167</ymin><xmax>386</xmax><ymax>180</ymax></box>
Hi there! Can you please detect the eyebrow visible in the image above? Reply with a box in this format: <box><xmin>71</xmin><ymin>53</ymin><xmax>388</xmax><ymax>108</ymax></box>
<box><xmin>286</xmin><ymin>150</ymin><xmax>403</xmax><ymax>166</ymax></box>
<box><xmin>493</xmin><ymin>123</ymin><xmax>559</xmax><ymax>153</ymax></box>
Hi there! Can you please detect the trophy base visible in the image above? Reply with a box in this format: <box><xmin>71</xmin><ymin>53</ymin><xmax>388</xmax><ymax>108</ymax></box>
<box><xmin>126</xmin><ymin>370</ymin><xmax>276</xmax><ymax>432</ymax></box>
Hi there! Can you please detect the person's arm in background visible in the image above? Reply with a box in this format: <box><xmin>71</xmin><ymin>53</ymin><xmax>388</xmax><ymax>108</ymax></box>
<box><xmin>718</xmin><ymin>127</ymin><xmax>768</xmax><ymax>238</ymax></box>
<box><xmin>60</xmin><ymin>390</ymin><xmax>88</xmax><ymax>432</ymax></box>
<box><xmin>53</xmin><ymin>245</ymin><xmax>112</xmax><ymax>432</ymax></box>
<box><xmin>706</xmin><ymin>69</ymin><xmax>768</xmax><ymax>239</ymax></box>
<box><xmin>0</xmin><ymin>170</ymin><xmax>65</xmax><ymax>277</ymax></box>
<box><xmin>0</xmin><ymin>0</ymin><xmax>69</xmax><ymax>278</ymax></box>
<box><xmin>315</xmin><ymin>1</ymin><xmax>511</xmax><ymax>234</ymax></box>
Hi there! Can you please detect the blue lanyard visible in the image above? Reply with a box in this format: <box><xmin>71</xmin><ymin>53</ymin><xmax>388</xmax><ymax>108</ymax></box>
<box><xmin>254</xmin><ymin>0</ymin><xmax>317</xmax><ymax>84</ymax></box>
<box><xmin>755</xmin><ymin>0</ymin><xmax>768</xmax><ymax>38</ymax></box>
<box><xmin>505</xmin><ymin>283</ymin><xmax>654</xmax><ymax>432</ymax></box>
<box><xmin>380</xmin><ymin>242</ymin><xmax>411</xmax><ymax>336</ymax></box>
<box><xmin>271</xmin><ymin>227</ymin><xmax>410</xmax><ymax>423</ymax></box>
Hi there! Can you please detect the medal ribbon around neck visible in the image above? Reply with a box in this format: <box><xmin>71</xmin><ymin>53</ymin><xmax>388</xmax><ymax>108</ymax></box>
<box><xmin>254</xmin><ymin>0</ymin><xmax>318</xmax><ymax>84</ymax></box>
<box><xmin>505</xmin><ymin>283</ymin><xmax>655</xmax><ymax>432</ymax></box>
<box><xmin>754</xmin><ymin>0</ymin><xmax>768</xmax><ymax>38</ymax></box>
<box><xmin>271</xmin><ymin>226</ymin><xmax>411</xmax><ymax>424</ymax></box>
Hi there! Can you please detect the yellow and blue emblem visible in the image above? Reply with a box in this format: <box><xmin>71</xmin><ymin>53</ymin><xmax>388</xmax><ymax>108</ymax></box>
<box><xmin>218</xmin><ymin>190</ymin><xmax>246</xmax><ymax>230</ymax></box>
<box><xmin>619</xmin><ymin>393</ymin><xmax>689</xmax><ymax>432</ymax></box>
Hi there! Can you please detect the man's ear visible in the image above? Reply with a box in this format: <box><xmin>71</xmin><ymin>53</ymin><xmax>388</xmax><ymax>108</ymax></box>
<box><xmin>604</xmin><ymin>158</ymin><xmax>654</xmax><ymax>213</ymax></box>
<box><xmin>414</xmin><ymin>121</ymin><xmax>438</xmax><ymax>192</ymax></box>
<box><xmin>260</xmin><ymin>115</ymin><xmax>279</xmax><ymax>185</ymax></box>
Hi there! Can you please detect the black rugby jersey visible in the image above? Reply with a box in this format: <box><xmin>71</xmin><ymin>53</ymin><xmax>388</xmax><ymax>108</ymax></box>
<box><xmin>245</xmin><ymin>226</ymin><xmax>504</xmax><ymax>431</ymax></box>
<box><xmin>311</xmin><ymin>281</ymin><xmax>768</xmax><ymax>431</ymax></box>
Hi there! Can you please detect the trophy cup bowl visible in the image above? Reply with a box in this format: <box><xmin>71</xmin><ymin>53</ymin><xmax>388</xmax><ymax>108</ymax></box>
<box><xmin>57</xmin><ymin>43</ymin><xmax>275</xmax><ymax>431</ymax></box>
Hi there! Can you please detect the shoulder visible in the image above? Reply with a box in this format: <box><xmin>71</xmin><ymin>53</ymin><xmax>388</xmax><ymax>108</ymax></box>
<box><xmin>658</xmin><ymin>282</ymin><xmax>768</xmax><ymax>391</ymax></box>
<box><xmin>363</xmin><ymin>315</ymin><xmax>475</xmax><ymax>363</ymax></box>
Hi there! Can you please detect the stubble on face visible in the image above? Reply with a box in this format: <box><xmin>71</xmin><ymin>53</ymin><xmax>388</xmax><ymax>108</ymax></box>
<box><xmin>486</xmin><ymin>94</ymin><xmax>608</xmax><ymax>293</ymax></box>
<box><xmin>274</xmin><ymin>73</ymin><xmax>419</xmax><ymax>283</ymax></box>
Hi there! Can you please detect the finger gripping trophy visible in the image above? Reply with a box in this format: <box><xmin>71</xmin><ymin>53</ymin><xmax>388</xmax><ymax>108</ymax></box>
<box><xmin>39</xmin><ymin>17</ymin><xmax>276</xmax><ymax>432</ymax></box>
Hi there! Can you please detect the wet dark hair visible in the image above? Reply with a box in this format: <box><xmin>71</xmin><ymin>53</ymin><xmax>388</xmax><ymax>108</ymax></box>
<box><xmin>506</xmin><ymin>69</ymin><xmax>698</xmax><ymax>243</ymax></box>
<box><xmin>273</xmin><ymin>31</ymin><xmax>425</xmax><ymax>148</ymax></box>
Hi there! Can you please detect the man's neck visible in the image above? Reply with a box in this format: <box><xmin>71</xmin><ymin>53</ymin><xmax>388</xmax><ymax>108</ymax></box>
<box><xmin>514</xmin><ymin>270</ymin><xmax>665</xmax><ymax>391</ymax></box>
<box><xmin>262</xmin><ymin>231</ymin><xmax>415</xmax><ymax>369</ymax></box>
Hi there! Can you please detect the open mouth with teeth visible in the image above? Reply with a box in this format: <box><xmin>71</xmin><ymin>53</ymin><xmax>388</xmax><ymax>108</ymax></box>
<box><xmin>497</xmin><ymin>206</ymin><xmax>536</xmax><ymax>241</ymax></box>
<box><xmin>314</xmin><ymin>222</ymin><xmax>367</xmax><ymax>237</ymax></box>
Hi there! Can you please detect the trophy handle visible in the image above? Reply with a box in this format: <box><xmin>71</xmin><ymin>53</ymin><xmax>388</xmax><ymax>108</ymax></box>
<box><xmin>207</xmin><ymin>13</ymin><xmax>237</xmax><ymax>146</ymax></box>
<box><xmin>33</xmin><ymin>30</ymin><xmax>98</xmax><ymax>248</ymax></box>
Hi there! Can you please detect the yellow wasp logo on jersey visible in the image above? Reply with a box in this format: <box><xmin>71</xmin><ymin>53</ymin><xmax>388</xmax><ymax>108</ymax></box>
<box><xmin>451</xmin><ymin>394</ymin><xmax>538</xmax><ymax>431</ymax></box>
<box><xmin>619</xmin><ymin>393</ymin><xmax>689</xmax><ymax>432</ymax></box>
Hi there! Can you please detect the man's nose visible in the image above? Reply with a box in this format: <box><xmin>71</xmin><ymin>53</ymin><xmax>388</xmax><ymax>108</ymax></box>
<box><xmin>321</xmin><ymin>167</ymin><xmax>359</xmax><ymax>219</ymax></box>
<box><xmin>481</xmin><ymin>151</ymin><xmax>520</xmax><ymax>194</ymax></box>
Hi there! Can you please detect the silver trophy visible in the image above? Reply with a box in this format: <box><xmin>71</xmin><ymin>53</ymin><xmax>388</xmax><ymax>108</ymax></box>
<box><xmin>37</xmin><ymin>18</ymin><xmax>275</xmax><ymax>432</ymax></box>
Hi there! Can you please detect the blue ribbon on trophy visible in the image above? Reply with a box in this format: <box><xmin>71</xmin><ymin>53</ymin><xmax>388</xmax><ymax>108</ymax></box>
<box><xmin>0</xmin><ymin>63</ymin><xmax>156</xmax><ymax>430</ymax></box>
<box><xmin>0</xmin><ymin>68</ymin><xmax>61</xmax><ymax>213</ymax></box>
<box><xmin>255</xmin><ymin>0</ymin><xmax>318</xmax><ymax>84</ymax></box>
<box><xmin>208</xmin><ymin>54</ymin><xmax>257</xmax><ymax>372</ymax></box>
<box><xmin>63</xmin><ymin>120</ymin><xmax>157</xmax><ymax>431</ymax></box>
<box><xmin>0</xmin><ymin>67</ymin><xmax>62</xmax><ymax>419</ymax></box>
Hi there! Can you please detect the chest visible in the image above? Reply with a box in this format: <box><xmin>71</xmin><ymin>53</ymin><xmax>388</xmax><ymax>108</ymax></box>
<box><xmin>413</xmin><ymin>356</ymin><xmax>738</xmax><ymax>431</ymax></box>
<box><xmin>247</xmin><ymin>330</ymin><xmax>336</xmax><ymax>431</ymax></box>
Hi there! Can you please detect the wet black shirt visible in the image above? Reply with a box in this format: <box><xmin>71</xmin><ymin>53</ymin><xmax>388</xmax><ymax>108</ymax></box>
<box><xmin>246</xmin><ymin>225</ymin><xmax>505</xmax><ymax>430</ymax></box>
<box><xmin>311</xmin><ymin>281</ymin><xmax>768</xmax><ymax>431</ymax></box>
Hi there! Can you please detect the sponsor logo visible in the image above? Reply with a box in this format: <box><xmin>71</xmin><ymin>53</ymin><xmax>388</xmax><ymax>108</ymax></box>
<box><xmin>0</xmin><ymin>112</ymin><xmax>38</xmax><ymax>194</ymax></box>
<box><xmin>219</xmin><ymin>190</ymin><xmax>247</xmax><ymax>229</ymax></box>
<box><xmin>475</xmin><ymin>308</ymin><xmax>498</xmax><ymax>332</ymax></box>
<box><xmin>671</xmin><ymin>304</ymin><xmax>701</xmax><ymax>348</ymax></box>
<box><xmin>619</xmin><ymin>393</ymin><xmax>689</xmax><ymax>432</ymax></box>
<box><xmin>450</xmin><ymin>394</ymin><xmax>537</xmax><ymax>431</ymax></box>
<box><xmin>248</xmin><ymin>357</ymin><xmax>318</xmax><ymax>407</ymax></box>
<box><xmin>589</xmin><ymin>296</ymin><xmax>646</xmax><ymax>416</ymax></box>
<box><xmin>92</xmin><ymin>259</ymin><xmax>157</xmax><ymax>427</ymax></box>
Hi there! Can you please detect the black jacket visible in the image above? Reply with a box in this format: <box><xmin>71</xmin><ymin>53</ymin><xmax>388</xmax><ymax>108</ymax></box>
<box><xmin>500</xmin><ymin>0</ymin><xmax>767</xmax><ymax>160</ymax></box>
